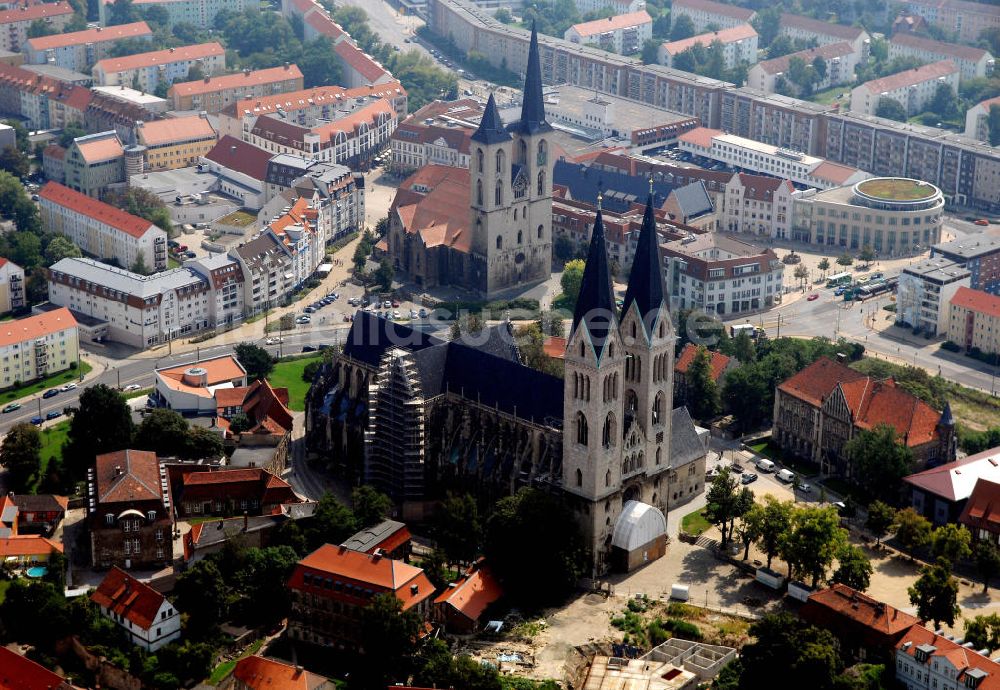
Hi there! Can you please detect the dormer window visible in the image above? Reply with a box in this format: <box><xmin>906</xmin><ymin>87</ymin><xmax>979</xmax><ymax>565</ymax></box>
<box><xmin>105</xmin><ymin>513</ymin><xmax>114</xmax><ymax>525</ymax></box>
<box><xmin>147</xmin><ymin>510</ymin><xmax>156</xmax><ymax>522</ymax></box>
<box><xmin>966</xmin><ymin>669</ymin><xmax>987</xmax><ymax>688</ymax></box>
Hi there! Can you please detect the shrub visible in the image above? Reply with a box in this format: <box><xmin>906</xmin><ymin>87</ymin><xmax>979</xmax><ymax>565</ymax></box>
<box><xmin>648</xmin><ymin>619</ymin><xmax>671</xmax><ymax>646</ymax></box>
<box><xmin>941</xmin><ymin>341</ymin><xmax>961</xmax><ymax>352</ymax></box>
<box><xmin>666</xmin><ymin>618</ymin><xmax>703</xmax><ymax>641</ymax></box>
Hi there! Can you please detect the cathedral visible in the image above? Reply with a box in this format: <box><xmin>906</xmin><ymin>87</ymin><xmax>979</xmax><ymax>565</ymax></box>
<box><xmin>385</xmin><ymin>28</ymin><xmax>553</xmax><ymax>298</ymax></box>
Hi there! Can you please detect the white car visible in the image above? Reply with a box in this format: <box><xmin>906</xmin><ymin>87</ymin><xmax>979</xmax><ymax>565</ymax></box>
<box><xmin>296</xmin><ymin>315</ymin><xmax>311</xmax><ymax>324</ymax></box>
<box><xmin>265</xmin><ymin>337</ymin><xmax>284</xmax><ymax>345</ymax></box>
<box><xmin>123</xmin><ymin>384</ymin><xmax>141</xmax><ymax>392</ymax></box>
<box><xmin>60</xmin><ymin>383</ymin><xmax>78</xmax><ymax>392</ymax></box>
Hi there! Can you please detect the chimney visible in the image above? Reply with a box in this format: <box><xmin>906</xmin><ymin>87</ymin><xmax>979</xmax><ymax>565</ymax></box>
<box><xmin>114</xmin><ymin>465</ymin><xmax>123</xmax><ymax>476</ymax></box>
<box><xmin>294</xmin><ymin>666</ymin><xmax>304</xmax><ymax>678</ymax></box>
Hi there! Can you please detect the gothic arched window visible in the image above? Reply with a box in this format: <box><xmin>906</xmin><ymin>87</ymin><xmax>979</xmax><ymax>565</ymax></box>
<box><xmin>496</xmin><ymin>149</ymin><xmax>504</xmax><ymax>174</ymax></box>
<box><xmin>517</xmin><ymin>230</ymin><xmax>523</xmax><ymax>244</ymax></box>
<box><xmin>602</xmin><ymin>413</ymin><xmax>615</xmax><ymax>448</ymax></box>
<box><xmin>537</xmin><ymin>224</ymin><xmax>543</xmax><ymax>239</ymax></box>
<box><xmin>495</xmin><ymin>180</ymin><xmax>502</xmax><ymax>206</ymax></box>
<box><xmin>518</xmin><ymin>139</ymin><xmax>527</xmax><ymax>165</ymax></box>
<box><xmin>476</xmin><ymin>179</ymin><xmax>483</xmax><ymax>206</ymax></box>
<box><xmin>496</xmin><ymin>235</ymin><xmax>502</xmax><ymax>250</ymax></box>
<box><xmin>576</xmin><ymin>412</ymin><xmax>588</xmax><ymax>446</ymax></box>
<box><xmin>477</xmin><ymin>148</ymin><xmax>484</xmax><ymax>173</ymax></box>
<box><xmin>652</xmin><ymin>391</ymin><xmax>665</xmax><ymax>425</ymax></box>
<box><xmin>537</xmin><ymin>170</ymin><xmax>545</xmax><ymax>196</ymax></box>
<box><xmin>576</xmin><ymin>468</ymin><xmax>583</xmax><ymax>487</ymax></box>
<box><xmin>537</xmin><ymin>139</ymin><xmax>547</xmax><ymax>164</ymax></box>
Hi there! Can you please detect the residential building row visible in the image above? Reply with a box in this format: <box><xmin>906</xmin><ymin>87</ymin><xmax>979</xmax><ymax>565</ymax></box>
<box><xmin>849</xmin><ymin>60</ymin><xmax>960</xmax><ymax>117</ymax></box>
<box><xmin>0</xmin><ymin>307</ymin><xmax>78</xmax><ymax>390</ymax></box>
<box><xmin>888</xmin><ymin>31</ymin><xmax>994</xmax><ymax>84</ymax></box>
<box><xmin>0</xmin><ymin>1</ymin><xmax>73</xmax><ymax>53</ymax></box>
<box><xmin>965</xmin><ymin>95</ymin><xmax>1000</xmax><ymax>142</ymax></box>
<box><xmin>658</xmin><ymin>24</ymin><xmax>758</xmax><ymax>71</ymax></box>
<box><xmin>778</xmin><ymin>13</ymin><xmax>871</xmax><ymax>57</ymax></box>
<box><xmin>932</xmin><ymin>233</ymin><xmax>1000</xmax><ymax>294</ymax></box>
<box><xmin>564</xmin><ymin>10</ymin><xmax>652</xmax><ymax>55</ymax></box>
<box><xmin>167</xmin><ymin>63</ymin><xmax>305</xmax><ymax>113</ymax></box>
<box><xmin>899</xmin><ymin>0</ymin><xmax>1000</xmax><ymax>44</ymax></box>
<box><xmin>426</xmin><ymin>0</ymin><xmax>1000</xmax><ymax>212</ymax></box>
<box><xmin>98</xmin><ymin>0</ymin><xmax>260</xmax><ymax>28</ymax></box>
<box><xmin>669</xmin><ymin>0</ymin><xmax>754</xmax><ymax>33</ymax></box>
<box><xmin>747</xmin><ymin>42</ymin><xmax>860</xmax><ymax>96</ymax></box>
<box><xmin>946</xmin><ymin>285</ymin><xmax>1000</xmax><ymax>356</ymax></box>
<box><xmin>92</xmin><ymin>42</ymin><xmax>226</xmax><ymax>93</ymax></box>
<box><xmin>0</xmin><ymin>61</ymin><xmax>91</xmax><ymax>130</ymax></box>
<box><xmin>24</xmin><ymin>21</ymin><xmax>153</xmax><ymax>74</ymax></box>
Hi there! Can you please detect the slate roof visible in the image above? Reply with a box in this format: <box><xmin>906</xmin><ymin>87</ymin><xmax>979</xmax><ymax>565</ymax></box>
<box><xmin>621</xmin><ymin>193</ymin><xmax>666</xmax><ymax>333</ymax></box>
<box><xmin>670</xmin><ymin>180</ymin><xmax>713</xmax><ymax>220</ymax></box>
<box><xmin>572</xmin><ymin>206</ymin><xmax>617</xmax><ymax>359</ymax></box>
<box><xmin>553</xmin><ymin>159</ymin><xmax>676</xmax><ymax>214</ymax></box>
<box><xmin>512</xmin><ymin>24</ymin><xmax>551</xmax><ymax>136</ymax></box>
<box><xmin>669</xmin><ymin>407</ymin><xmax>705</xmax><ymax>469</ymax></box>
<box><xmin>471</xmin><ymin>93</ymin><xmax>511</xmax><ymax>145</ymax></box>
<box><xmin>342</xmin><ymin>310</ymin><xmax>443</xmax><ymax>367</ymax></box>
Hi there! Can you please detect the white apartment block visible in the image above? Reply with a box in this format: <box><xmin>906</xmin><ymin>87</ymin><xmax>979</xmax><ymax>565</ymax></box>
<box><xmin>897</xmin><ymin>258</ymin><xmax>971</xmax><ymax>335</ymax></box>
<box><xmin>889</xmin><ymin>32</ymin><xmax>994</xmax><ymax>84</ymax></box>
<box><xmin>24</xmin><ymin>22</ymin><xmax>153</xmax><ymax>74</ymax></box>
<box><xmin>722</xmin><ymin>173</ymin><xmax>800</xmax><ymax>239</ymax></box>
<box><xmin>261</xmin><ymin>155</ymin><xmax>365</xmax><ymax>241</ymax></box>
<box><xmin>0</xmin><ymin>2</ymin><xmax>73</xmax><ymax>53</ymax></box>
<box><xmin>747</xmin><ymin>41</ymin><xmax>859</xmax><ymax>94</ymax></box>
<box><xmin>48</xmin><ymin>258</ymin><xmax>217</xmax><ymax>348</ymax></box>
<box><xmin>564</xmin><ymin>11</ymin><xmax>652</xmax><ymax>55</ymax></box>
<box><xmin>573</xmin><ymin>0</ymin><xmax>644</xmax><ymax>16</ymax></box>
<box><xmin>658</xmin><ymin>24</ymin><xmax>758</xmax><ymax>70</ymax></box>
<box><xmin>99</xmin><ymin>0</ymin><xmax>260</xmax><ymax>28</ymax></box>
<box><xmin>186</xmin><ymin>254</ymin><xmax>245</xmax><ymax>328</ymax></box>
<box><xmin>678</xmin><ymin>127</ymin><xmax>869</xmax><ymax>190</ymax></box>
<box><xmin>91</xmin><ymin>43</ymin><xmax>226</xmax><ymax>93</ymax></box>
<box><xmin>39</xmin><ymin>182</ymin><xmax>167</xmax><ymax>273</ymax></box>
<box><xmin>895</xmin><ymin>624</ymin><xmax>999</xmax><ymax>690</ymax></box>
<box><xmin>966</xmin><ymin>95</ymin><xmax>1000</xmax><ymax>142</ymax></box>
<box><xmin>778</xmin><ymin>13</ymin><xmax>870</xmax><ymax>57</ymax></box>
<box><xmin>230</xmin><ymin>232</ymin><xmax>295</xmax><ymax>314</ymax></box>
<box><xmin>0</xmin><ymin>308</ymin><xmax>78</xmax><ymax>390</ymax></box>
<box><xmin>850</xmin><ymin>60</ymin><xmax>960</xmax><ymax>117</ymax></box>
<box><xmin>670</xmin><ymin>0</ymin><xmax>755</xmax><ymax>33</ymax></box>
<box><xmin>0</xmin><ymin>257</ymin><xmax>24</xmax><ymax>314</ymax></box>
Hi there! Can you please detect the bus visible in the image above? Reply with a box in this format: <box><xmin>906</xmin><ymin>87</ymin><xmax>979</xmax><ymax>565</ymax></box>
<box><xmin>730</xmin><ymin>324</ymin><xmax>765</xmax><ymax>341</ymax></box>
<box><xmin>826</xmin><ymin>272</ymin><xmax>852</xmax><ymax>288</ymax></box>
<box><xmin>857</xmin><ymin>280</ymin><xmax>892</xmax><ymax>300</ymax></box>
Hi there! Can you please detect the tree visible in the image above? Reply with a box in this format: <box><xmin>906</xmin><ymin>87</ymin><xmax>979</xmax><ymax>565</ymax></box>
<box><xmin>484</xmin><ymin>488</ymin><xmax>585</xmax><ymax>606</ymax></box>
<box><xmin>434</xmin><ymin>493</ymin><xmax>481</xmax><ymax>567</ymax></box>
<box><xmin>229</xmin><ymin>412</ymin><xmax>253</xmax><ymax>433</ymax></box>
<box><xmin>909</xmin><ymin>557</ymin><xmax>960</xmax><ymax>629</ymax></box>
<box><xmin>845</xmin><ymin>424</ymin><xmax>913</xmax><ymax>502</ymax></box>
<box><xmin>751</xmin><ymin>6</ymin><xmax>781</xmax><ymax>48</ymax></box>
<box><xmin>27</xmin><ymin>18</ymin><xmax>57</xmax><ymax>38</ymax></box>
<box><xmin>780</xmin><ymin>505</ymin><xmax>848</xmax><ymax>586</ymax></box>
<box><xmin>64</xmin><ymin>384</ymin><xmax>135</xmax><ymax>478</ymax></box>
<box><xmin>44</xmin><ymin>235</ymin><xmax>82</xmax><ymax>265</ymax></box>
<box><xmin>351</xmin><ymin>485</ymin><xmax>392</xmax><ymax>527</ymax></box>
<box><xmin>817</xmin><ymin>257</ymin><xmax>831</xmax><ymax>277</ymax></box>
<box><xmin>893</xmin><ymin>507</ymin><xmax>933</xmax><ymax>552</ymax></box>
<box><xmin>134</xmin><ymin>408</ymin><xmax>189</xmax><ymax>457</ymax></box>
<box><xmin>358</xmin><ymin>593</ymin><xmax>424</xmax><ymax>686</ymax></box>
<box><xmin>185</xmin><ymin>425</ymin><xmax>223</xmax><ymax>459</ymax></box>
<box><xmin>303</xmin><ymin>492</ymin><xmax>358</xmax><ymax>550</ymax></box>
<box><xmin>831</xmin><ymin>544</ymin><xmax>873</xmax><ymax>592</ymax></box>
<box><xmin>686</xmin><ymin>346</ymin><xmax>721</xmax><ymax>422</ymax></box>
<box><xmin>703</xmin><ymin>468</ymin><xmax>753</xmax><ymax>545</ymax></box>
<box><xmin>929</xmin><ymin>82</ymin><xmax>959</xmax><ymax>120</ymax></box>
<box><xmin>739</xmin><ymin>613</ymin><xmax>842</xmax><ymax>690</ymax></box>
<box><xmin>812</xmin><ymin>56</ymin><xmax>827</xmax><ymax>81</ymax></box>
<box><xmin>989</xmin><ymin>104</ymin><xmax>1000</xmax><ymax>147</ymax></box>
<box><xmin>174</xmin><ymin>558</ymin><xmax>229</xmax><ymax>635</ymax></box>
<box><xmin>0</xmin><ymin>145</ymin><xmax>29</xmax><ymax>178</ymax></box>
<box><xmin>670</xmin><ymin>14</ymin><xmax>695</xmax><ymax>40</ymax></box>
<box><xmin>130</xmin><ymin>250</ymin><xmax>150</xmax><ymax>275</ymax></box>
<box><xmin>965</xmin><ymin>613</ymin><xmax>1000</xmax><ymax>653</ymax></box>
<box><xmin>559</xmin><ymin>259</ymin><xmax>585</xmax><ymax>310</ymax></box>
<box><xmin>931</xmin><ymin>523</ymin><xmax>972</xmax><ymax>564</ymax></box>
<box><xmin>794</xmin><ymin>263</ymin><xmax>809</xmax><ymax>288</ymax></box>
<box><xmin>641</xmin><ymin>38</ymin><xmax>661</xmax><ymax>64</ymax></box>
<box><xmin>297</xmin><ymin>37</ymin><xmax>343</xmax><ymax>87</ymax></box>
<box><xmin>859</xmin><ymin>245</ymin><xmax>876</xmax><ymax>265</ymax></box>
<box><xmin>10</xmin><ymin>232</ymin><xmax>41</xmax><ymax>269</ymax></box>
<box><xmin>108</xmin><ymin>0</ymin><xmax>137</xmax><ymax>24</ymax></box>
<box><xmin>875</xmin><ymin>97</ymin><xmax>908</xmax><ymax>122</ymax></box>
<box><xmin>732</xmin><ymin>330</ymin><xmax>756</xmax><ymax>364</ymax></box>
<box><xmin>752</xmin><ymin>495</ymin><xmax>793</xmax><ymax>570</ymax></box>
<box><xmin>2</xmin><ymin>120</ymin><xmax>27</xmax><ymax>153</ymax></box>
<box><xmin>234</xmin><ymin>342</ymin><xmax>274</xmax><ymax>381</ymax></box>
<box><xmin>233</xmin><ymin>545</ymin><xmax>299</xmax><ymax>626</ymax></box>
<box><xmin>0</xmin><ymin>423</ymin><xmax>41</xmax><ymax>492</ymax></box>
<box><xmin>104</xmin><ymin>188</ymin><xmax>173</xmax><ymax>233</ymax></box>
<box><xmin>865</xmin><ymin>501</ymin><xmax>896</xmax><ymax>547</ymax></box>
<box><xmin>836</xmin><ymin>253</ymin><xmax>854</xmax><ymax>268</ymax></box>
<box><xmin>976</xmin><ymin>540</ymin><xmax>1000</xmax><ymax>593</ymax></box>
<box><xmin>494</xmin><ymin>7</ymin><xmax>512</xmax><ymax>22</ymax></box>
<box><xmin>374</xmin><ymin>258</ymin><xmax>394</xmax><ymax>291</ymax></box>
<box><xmin>420</xmin><ymin>548</ymin><xmax>451</xmax><ymax>590</ymax></box>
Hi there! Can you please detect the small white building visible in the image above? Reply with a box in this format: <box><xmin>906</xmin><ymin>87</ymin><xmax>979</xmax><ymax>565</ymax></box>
<box><xmin>564</xmin><ymin>11</ymin><xmax>652</xmax><ymax>55</ymax></box>
<box><xmin>670</xmin><ymin>0</ymin><xmax>755</xmax><ymax>33</ymax></box>
<box><xmin>747</xmin><ymin>41</ymin><xmax>860</xmax><ymax>95</ymax></box>
<box><xmin>658</xmin><ymin>24</ymin><xmax>758</xmax><ymax>70</ymax></box>
<box><xmin>897</xmin><ymin>258</ymin><xmax>971</xmax><ymax>336</ymax></box>
<box><xmin>850</xmin><ymin>60</ymin><xmax>960</xmax><ymax>117</ymax></box>
<box><xmin>154</xmin><ymin>354</ymin><xmax>248</xmax><ymax>414</ymax></box>
<box><xmin>0</xmin><ymin>257</ymin><xmax>24</xmax><ymax>314</ymax></box>
<box><xmin>889</xmin><ymin>32</ymin><xmax>993</xmax><ymax>84</ymax></box>
<box><xmin>90</xmin><ymin>567</ymin><xmax>181</xmax><ymax>652</ymax></box>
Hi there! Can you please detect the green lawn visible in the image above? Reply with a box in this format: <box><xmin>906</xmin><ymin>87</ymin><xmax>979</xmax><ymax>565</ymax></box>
<box><xmin>681</xmin><ymin>508</ymin><xmax>711</xmax><ymax>536</ymax></box>
<box><xmin>267</xmin><ymin>356</ymin><xmax>322</xmax><ymax>411</ymax></box>
<box><xmin>168</xmin><ymin>256</ymin><xmax>181</xmax><ymax>269</ymax></box>
<box><xmin>0</xmin><ymin>579</ymin><xmax>10</xmax><ymax>605</ymax></box>
<box><xmin>31</xmin><ymin>420</ymin><xmax>70</xmax><ymax>491</ymax></box>
<box><xmin>810</xmin><ymin>85</ymin><xmax>849</xmax><ymax>106</ymax></box>
<box><xmin>206</xmin><ymin>638</ymin><xmax>264</xmax><ymax>685</ymax></box>
<box><xmin>0</xmin><ymin>362</ymin><xmax>92</xmax><ymax>404</ymax></box>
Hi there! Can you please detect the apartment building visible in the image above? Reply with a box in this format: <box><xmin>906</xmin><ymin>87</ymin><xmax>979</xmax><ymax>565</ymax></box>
<box><xmin>388</xmin><ymin>98</ymin><xmax>481</xmax><ymax>175</ymax></box>
<box><xmin>99</xmin><ymin>0</ymin><xmax>260</xmax><ymax>28</ymax></box>
<box><xmin>47</xmin><ymin>258</ymin><xmax>219</xmax><ymax>347</ymax></box>
<box><xmin>889</xmin><ymin>32</ymin><xmax>993</xmax><ymax>84</ymax></box>
<box><xmin>24</xmin><ymin>22</ymin><xmax>153</xmax><ymax>73</ymax></box>
<box><xmin>285</xmin><ymin>0</ymin><xmax>347</xmax><ymax>44</ymax></box>
<box><xmin>92</xmin><ymin>42</ymin><xmax>226</xmax><ymax>92</ymax></box>
<box><xmin>167</xmin><ymin>64</ymin><xmax>304</xmax><ymax>114</ymax></box>
<box><xmin>0</xmin><ymin>308</ymin><xmax>78</xmax><ymax>390</ymax></box>
<box><xmin>899</xmin><ymin>0</ymin><xmax>1000</xmax><ymax>44</ymax></box>
<box><xmin>39</xmin><ymin>183</ymin><xmax>166</xmax><ymax>272</ymax></box>
<box><xmin>91</xmin><ymin>568</ymin><xmax>181</xmax><ymax>651</ymax></box>
<box><xmin>0</xmin><ymin>2</ymin><xmax>73</xmax><ymax>52</ymax></box>
<box><xmin>137</xmin><ymin>114</ymin><xmax>217</xmax><ymax>171</ymax></box>
<box><xmin>965</xmin><ymin>95</ymin><xmax>1000</xmax><ymax>142</ymax></box>
<box><xmin>0</xmin><ymin>62</ymin><xmax>90</xmax><ymax>130</ymax></box>
<box><xmin>231</xmin><ymin>232</ymin><xmax>294</xmax><ymax>314</ymax></box>
<box><xmin>947</xmin><ymin>286</ymin><xmax>1000</xmax><ymax>356</ymax></box>
<box><xmin>564</xmin><ymin>11</ymin><xmax>652</xmax><ymax>55</ymax></box>
<box><xmin>897</xmin><ymin>257</ymin><xmax>971</xmax><ymax>335</ymax></box>
<box><xmin>678</xmin><ymin>127</ymin><xmax>868</xmax><ymax>190</ymax></box>
<box><xmin>200</xmin><ymin>136</ymin><xmax>270</xmax><ymax>210</ymax></box>
<box><xmin>850</xmin><ymin>60</ymin><xmax>959</xmax><ymax>117</ymax></box>
<box><xmin>747</xmin><ymin>42</ymin><xmax>859</xmax><ymax>95</ymax></box>
<box><xmin>722</xmin><ymin>173</ymin><xmax>799</xmax><ymax>239</ymax></box>
<box><xmin>0</xmin><ymin>257</ymin><xmax>23</xmax><ymax>314</ymax></box>
<box><xmin>932</xmin><ymin>234</ymin><xmax>1000</xmax><ymax>295</ymax></box>
<box><xmin>658</xmin><ymin>24</ymin><xmax>758</xmax><ymax>70</ymax></box>
<box><xmin>670</xmin><ymin>0</ymin><xmax>755</xmax><ymax>33</ymax></box>
<box><xmin>573</xmin><ymin>0</ymin><xmax>645</xmax><ymax>15</ymax></box>
<box><xmin>894</xmin><ymin>624</ymin><xmax>1000</xmax><ymax>690</ymax></box>
<box><xmin>63</xmin><ymin>131</ymin><xmax>125</xmax><ymax>198</ymax></box>
<box><xmin>270</xmin><ymin>158</ymin><xmax>365</xmax><ymax>244</ymax></box>
<box><xmin>185</xmin><ymin>254</ymin><xmax>245</xmax><ymax>327</ymax></box>
<box><xmin>661</xmin><ymin>233</ymin><xmax>784</xmax><ymax>315</ymax></box>
<box><xmin>791</xmin><ymin>177</ymin><xmax>945</xmax><ymax>255</ymax></box>
<box><xmin>779</xmin><ymin>14</ymin><xmax>870</xmax><ymax>56</ymax></box>
<box><xmin>287</xmin><ymin>544</ymin><xmax>434</xmax><ymax>650</ymax></box>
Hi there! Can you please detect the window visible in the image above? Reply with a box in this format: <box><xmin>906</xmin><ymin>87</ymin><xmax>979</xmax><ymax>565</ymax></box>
<box><xmin>105</xmin><ymin>513</ymin><xmax>114</xmax><ymax>525</ymax></box>
<box><xmin>537</xmin><ymin>224</ymin><xmax>543</xmax><ymax>239</ymax></box>
<box><xmin>496</xmin><ymin>149</ymin><xmax>504</xmax><ymax>174</ymax></box>
<box><xmin>576</xmin><ymin>412</ymin><xmax>588</xmax><ymax>445</ymax></box>
<box><xmin>495</xmin><ymin>181</ymin><xmax>502</xmax><ymax>206</ymax></box>
<box><xmin>496</xmin><ymin>235</ymin><xmax>502</xmax><ymax>250</ymax></box>
<box><xmin>576</xmin><ymin>468</ymin><xmax>583</xmax><ymax>486</ymax></box>
<box><xmin>602</xmin><ymin>413</ymin><xmax>615</xmax><ymax>448</ymax></box>
<box><xmin>517</xmin><ymin>230</ymin><xmax>523</xmax><ymax>244</ymax></box>
<box><xmin>146</xmin><ymin>510</ymin><xmax>156</xmax><ymax>521</ymax></box>
<box><xmin>652</xmin><ymin>392</ymin><xmax>663</xmax><ymax>425</ymax></box>
<box><xmin>476</xmin><ymin>179</ymin><xmax>483</xmax><ymax>206</ymax></box>
<box><xmin>537</xmin><ymin>170</ymin><xmax>545</xmax><ymax>196</ymax></box>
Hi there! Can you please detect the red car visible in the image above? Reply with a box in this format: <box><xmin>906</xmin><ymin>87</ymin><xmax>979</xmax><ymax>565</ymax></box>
<box><xmin>807</xmin><ymin>293</ymin><xmax>819</xmax><ymax>301</ymax></box>
<box><xmin>975</xmin><ymin>219</ymin><xmax>990</xmax><ymax>226</ymax></box>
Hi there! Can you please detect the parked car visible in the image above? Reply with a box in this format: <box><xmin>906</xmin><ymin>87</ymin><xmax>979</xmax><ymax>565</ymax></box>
<box><xmin>60</xmin><ymin>383</ymin><xmax>77</xmax><ymax>392</ymax></box>
<box><xmin>2</xmin><ymin>402</ymin><xmax>20</xmax><ymax>413</ymax></box>
<box><xmin>46</xmin><ymin>410</ymin><xmax>61</xmax><ymax>420</ymax></box>
<box><xmin>729</xmin><ymin>463</ymin><xmax>743</xmax><ymax>474</ymax></box>
<box><xmin>30</xmin><ymin>416</ymin><xmax>42</xmax><ymax>425</ymax></box>
<box><xmin>296</xmin><ymin>315</ymin><xmax>311</xmax><ymax>324</ymax></box>
<box><xmin>419</xmin><ymin>308</ymin><xmax>428</xmax><ymax>318</ymax></box>
<box><xmin>183</xmin><ymin>251</ymin><xmax>196</xmax><ymax>259</ymax></box>
<box><xmin>741</xmin><ymin>473</ymin><xmax>758</xmax><ymax>485</ymax></box>
<box><xmin>304</xmin><ymin>306</ymin><xmax>316</xmax><ymax>314</ymax></box>
<box><xmin>302</xmin><ymin>345</ymin><xmax>317</xmax><ymax>352</ymax></box>
<box><xmin>807</xmin><ymin>294</ymin><xmax>819</xmax><ymax>301</ymax></box>
<box><xmin>265</xmin><ymin>337</ymin><xmax>283</xmax><ymax>345</ymax></box>
<box><xmin>975</xmin><ymin>219</ymin><xmax>990</xmax><ymax>226</ymax></box>
<box><xmin>798</xmin><ymin>483</ymin><xmax>812</xmax><ymax>493</ymax></box>
<box><xmin>123</xmin><ymin>384</ymin><xmax>141</xmax><ymax>392</ymax></box>
<box><xmin>42</xmin><ymin>388</ymin><xmax>59</xmax><ymax>399</ymax></box>
<box><xmin>383</xmin><ymin>300</ymin><xmax>392</xmax><ymax>308</ymax></box>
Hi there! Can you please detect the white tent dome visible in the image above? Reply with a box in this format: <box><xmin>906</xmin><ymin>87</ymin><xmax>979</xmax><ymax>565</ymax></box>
<box><xmin>611</xmin><ymin>500</ymin><xmax>666</xmax><ymax>551</ymax></box>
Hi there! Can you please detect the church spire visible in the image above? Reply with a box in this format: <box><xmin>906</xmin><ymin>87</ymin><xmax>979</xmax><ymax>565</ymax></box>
<box><xmin>621</xmin><ymin>187</ymin><xmax>667</xmax><ymax>335</ymax></box>
<box><xmin>572</xmin><ymin>195</ymin><xmax>616</xmax><ymax>357</ymax></box>
<box><xmin>514</xmin><ymin>23</ymin><xmax>551</xmax><ymax>136</ymax></box>
<box><xmin>471</xmin><ymin>93</ymin><xmax>511</xmax><ymax>145</ymax></box>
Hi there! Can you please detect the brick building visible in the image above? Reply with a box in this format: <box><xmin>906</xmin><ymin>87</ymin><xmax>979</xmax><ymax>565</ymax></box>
<box><xmin>176</xmin><ymin>467</ymin><xmax>298</xmax><ymax>518</ymax></box>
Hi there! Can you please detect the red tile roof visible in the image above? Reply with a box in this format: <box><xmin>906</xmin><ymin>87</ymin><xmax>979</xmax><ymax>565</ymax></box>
<box><xmin>857</xmin><ymin>60</ymin><xmax>958</xmax><ymax>94</ymax></box>
<box><xmin>183</xmin><ymin>467</ymin><xmax>274</xmax><ymax>485</ymax></box>
<box><xmin>233</xmin><ymin>655</ymin><xmax>330</xmax><ymax>690</ymax></box>
<box><xmin>94</xmin><ymin>42</ymin><xmax>224</xmax><ymax>74</ymax></box>
<box><xmin>204</xmin><ymin>135</ymin><xmax>273</xmax><ymax>182</ymax></box>
<box><xmin>168</xmin><ymin>64</ymin><xmax>303</xmax><ymax>97</ymax></box>
<box><xmin>839</xmin><ymin>377</ymin><xmax>941</xmax><ymax>446</ymax></box>
<box><xmin>75</xmin><ymin>133</ymin><xmax>123</xmax><ymax>164</ymax></box>
<box><xmin>138</xmin><ymin>114</ymin><xmax>216</xmax><ymax>146</ymax></box>
<box><xmin>896</xmin><ymin>624</ymin><xmax>1000</xmax><ymax>689</ymax></box>
<box><xmin>0</xmin><ymin>647</ymin><xmax>76</xmax><ymax>690</ymax></box>
<box><xmin>90</xmin><ymin>567</ymin><xmax>167</xmax><ymax>631</ymax></box>
<box><xmin>0</xmin><ymin>1</ymin><xmax>72</xmax><ymax>25</ymax></box>
<box><xmin>803</xmin><ymin>584</ymin><xmax>919</xmax><ymax>637</ymax></box>
<box><xmin>952</xmin><ymin>286</ymin><xmax>1000</xmax><ymax>319</ymax></box>
<box><xmin>673</xmin><ymin>0</ymin><xmax>754</xmax><ymax>21</ymax></box>
<box><xmin>42</xmin><ymin>143</ymin><xmax>65</xmax><ymax>161</ymax></box>
<box><xmin>543</xmin><ymin>336</ymin><xmax>567</xmax><ymax>359</ymax></box>
<box><xmin>662</xmin><ymin>24</ymin><xmax>757</xmax><ymax>55</ymax></box>
<box><xmin>27</xmin><ymin>21</ymin><xmax>151</xmax><ymax>50</ymax></box>
<box><xmin>755</xmin><ymin>41</ymin><xmax>856</xmax><ymax>76</ymax></box>
<box><xmin>675</xmin><ymin>343</ymin><xmax>732</xmax><ymax>382</ymax></box>
<box><xmin>94</xmin><ymin>449</ymin><xmax>162</xmax><ymax>504</ymax></box>
<box><xmin>811</xmin><ymin>161</ymin><xmax>863</xmax><ymax>186</ymax></box>
<box><xmin>0</xmin><ymin>535</ymin><xmax>63</xmax><ymax>557</ymax></box>
<box><xmin>678</xmin><ymin>127</ymin><xmax>721</xmax><ymax>149</ymax></box>
<box><xmin>0</xmin><ymin>308</ymin><xmax>75</xmax><ymax>349</ymax></box>
<box><xmin>434</xmin><ymin>559</ymin><xmax>502</xmax><ymax>624</ymax></box>
<box><xmin>734</xmin><ymin>172</ymin><xmax>795</xmax><ymax>200</ymax></box>
<box><xmin>305</xmin><ymin>9</ymin><xmax>346</xmax><ymax>41</ymax></box>
<box><xmin>960</xmin><ymin>478</ymin><xmax>1000</xmax><ymax>533</ymax></box>
<box><xmin>288</xmin><ymin>544</ymin><xmax>434</xmax><ymax>611</ymax></box>
<box><xmin>229</xmin><ymin>81</ymin><xmax>405</xmax><ymax>118</ymax></box>
<box><xmin>334</xmin><ymin>40</ymin><xmax>389</xmax><ymax>83</ymax></box>
<box><xmin>240</xmin><ymin>378</ymin><xmax>293</xmax><ymax>435</ymax></box>
<box><xmin>569</xmin><ymin>10</ymin><xmax>652</xmax><ymax>37</ymax></box>
<box><xmin>777</xmin><ymin>356</ymin><xmax>867</xmax><ymax>407</ymax></box>
<box><xmin>39</xmin><ymin>182</ymin><xmax>156</xmax><ymax>239</ymax></box>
